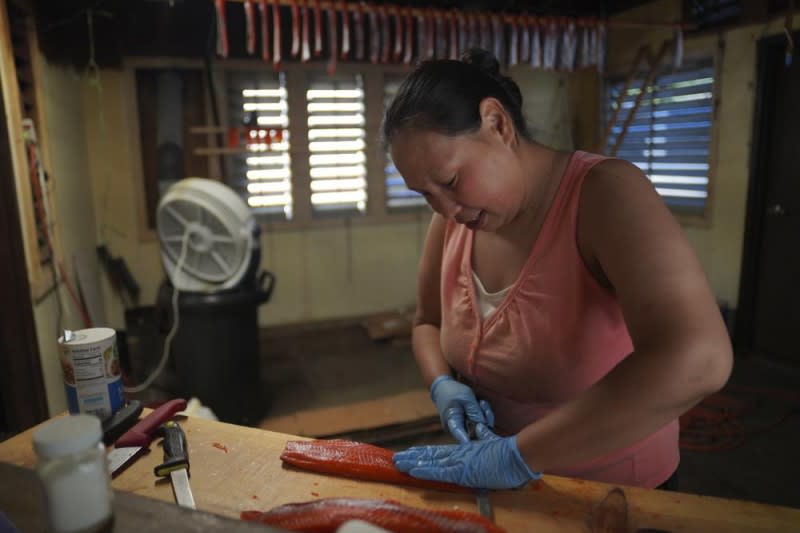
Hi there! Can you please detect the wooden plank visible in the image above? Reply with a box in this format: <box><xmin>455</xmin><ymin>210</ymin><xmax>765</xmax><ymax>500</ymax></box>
<box><xmin>259</xmin><ymin>389</ymin><xmax>437</xmax><ymax>437</ymax></box>
<box><xmin>0</xmin><ymin>20</ymin><xmax>48</xmax><ymax>433</ymax></box>
<box><xmin>121</xmin><ymin>63</ymin><xmax>157</xmax><ymax>242</ymax></box>
<box><xmin>26</xmin><ymin>17</ymin><xmax>64</xmax><ymax>272</ymax></box>
<box><xmin>0</xmin><ymin>461</ymin><xmax>283</xmax><ymax>533</ymax></box>
<box><xmin>134</xmin><ymin>69</ymin><xmax>159</xmax><ymax>231</ymax></box>
<box><xmin>182</xmin><ymin>70</ymin><xmax>209</xmax><ymax>181</ymax></box>
<box><xmin>190</xmin><ymin>125</ymin><xmax>227</xmax><ymax>134</ymax></box>
<box><xmin>1</xmin><ymin>413</ymin><xmax>799</xmax><ymax>532</ymax></box>
<box><xmin>0</xmin><ymin>0</ymin><xmax>41</xmax><ymax>292</ymax></box>
<box><xmin>73</xmin><ymin>247</ymin><xmax>107</xmax><ymax>326</ymax></box>
<box><xmin>327</xmin><ymin>417</ymin><xmax>442</xmax><ymax>444</ymax></box>
<box><xmin>362</xmin><ymin>310</ymin><xmax>414</xmax><ymax>341</ymax></box>
<box><xmin>194</xmin><ymin>146</ymin><xmax>253</xmax><ymax>156</ymax></box>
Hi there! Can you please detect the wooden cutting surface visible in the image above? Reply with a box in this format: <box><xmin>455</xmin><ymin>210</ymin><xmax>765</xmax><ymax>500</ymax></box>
<box><xmin>1</xmin><ymin>411</ymin><xmax>798</xmax><ymax>533</ymax></box>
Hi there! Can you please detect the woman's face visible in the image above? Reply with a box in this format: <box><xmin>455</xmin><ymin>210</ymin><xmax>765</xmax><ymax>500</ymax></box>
<box><xmin>390</xmin><ymin>124</ymin><xmax>527</xmax><ymax>233</ymax></box>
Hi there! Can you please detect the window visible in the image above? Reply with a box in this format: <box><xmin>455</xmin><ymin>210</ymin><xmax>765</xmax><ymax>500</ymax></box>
<box><xmin>306</xmin><ymin>74</ymin><xmax>367</xmax><ymax>215</ymax></box>
<box><xmin>226</xmin><ymin>70</ymin><xmax>292</xmax><ymax>220</ymax></box>
<box><xmin>134</xmin><ymin>64</ymin><xmax>425</xmax><ymax>227</ymax></box>
<box><xmin>383</xmin><ymin>77</ymin><xmax>426</xmax><ymax>210</ymax></box>
<box><xmin>604</xmin><ymin>62</ymin><xmax>714</xmax><ymax>216</ymax></box>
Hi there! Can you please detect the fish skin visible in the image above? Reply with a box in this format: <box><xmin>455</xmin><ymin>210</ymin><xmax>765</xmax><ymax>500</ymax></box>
<box><xmin>280</xmin><ymin>439</ymin><xmax>470</xmax><ymax>493</ymax></box>
<box><xmin>241</xmin><ymin>497</ymin><xmax>506</xmax><ymax>533</ymax></box>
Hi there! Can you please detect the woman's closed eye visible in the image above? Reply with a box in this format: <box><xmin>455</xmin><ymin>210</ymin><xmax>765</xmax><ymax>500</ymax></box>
<box><xmin>445</xmin><ymin>175</ymin><xmax>458</xmax><ymax>188</ymax></box>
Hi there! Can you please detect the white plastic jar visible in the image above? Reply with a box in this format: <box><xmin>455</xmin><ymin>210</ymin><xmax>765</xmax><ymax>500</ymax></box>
<box><xmin>33</xmin><ymin>415</ymin><xmax>113</xmax><ymax>533</ymax></box>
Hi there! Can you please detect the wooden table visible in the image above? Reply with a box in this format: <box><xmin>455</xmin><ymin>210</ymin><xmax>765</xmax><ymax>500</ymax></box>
<box><xmin>1</xmin><ymin>413</ymin><xmax>798</xmax><ymax>532</ymax></box>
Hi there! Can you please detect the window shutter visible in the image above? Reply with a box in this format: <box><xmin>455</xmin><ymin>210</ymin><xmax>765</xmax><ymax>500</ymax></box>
<box><xmin>605</xmin><ymin>63</ymin><xmax>714</xmax><ymax>216</ymax></box>
<box><xmin>306</xmin><ymin>74</ymin><xmax>367</xmax><ymax>214</ymax></box>
<box><xmin>383</xmin><ymin>78</ymin><xmax>427</xmax><ymax>210</ymax></box>
<box><xmin>226</xmin><ymin>70</ymin><xmax>293</xmax><ymax>220</ymax></box>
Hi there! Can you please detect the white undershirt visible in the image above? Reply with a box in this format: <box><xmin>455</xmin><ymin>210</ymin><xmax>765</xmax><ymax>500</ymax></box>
<box><xmin>472</xmin><ymin>272</ymin><xmax>513</xmax><ymax>319</ymax></box>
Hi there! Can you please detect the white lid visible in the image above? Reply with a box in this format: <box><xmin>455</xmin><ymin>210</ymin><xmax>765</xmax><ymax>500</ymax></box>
<box><xmin>58</xmin><ymin>327</ymin><xmax>116</xmax><ymax>346</ymax></box>
<box><xmin>33</xmin><ymin>415</ymin><xmax>102</xmax><ymax>459</ymax></box>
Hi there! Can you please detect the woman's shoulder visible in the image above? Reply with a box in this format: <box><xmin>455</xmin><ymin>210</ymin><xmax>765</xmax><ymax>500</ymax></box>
<box><xmin>580</xmin><ymin>156</ymin><xmax>656</xmax><ymax>205</ymax></box>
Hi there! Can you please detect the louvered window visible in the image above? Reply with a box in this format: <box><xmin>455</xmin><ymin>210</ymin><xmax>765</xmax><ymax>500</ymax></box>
<box><xmin>226</xmin><ymin>70</ymin><xmax>293</xmax><ymax>220</ymax></box>
<box><xmin>605</xmin><ymin>63</ymin><xmax>714</xmax><ymax>216</ymax></box>
<box><xmin>383</xmin><ymin>78</ymin><xmax>427</xmax><ymax>210</ymax></box>
<box><xmin>306</xmin><ymin>75</ymin><xmax>367</xmax><ymax>214</ymax></box>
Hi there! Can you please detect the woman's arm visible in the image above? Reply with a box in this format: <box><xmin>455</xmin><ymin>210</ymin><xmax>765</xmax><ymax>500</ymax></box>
<box><xmin>516</xmin><ymin>159</ymin><xmax>733</xmax><ymax>472</ymax></box>
<box><xmin>412</xmin><ymin>213</ymin><xmax>451</xmax><ymax>387</ymax></box>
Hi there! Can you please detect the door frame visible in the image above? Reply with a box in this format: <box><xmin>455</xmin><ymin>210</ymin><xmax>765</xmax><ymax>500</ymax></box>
<box><xmin>734</xmin><ymin>30</ymin><xmax>799</xmax><ymax>353</ymax></box>
<box><xmin>0</xmin><ymin>65</ymin><xmax>48</xmax><ymax>434</ymax></box>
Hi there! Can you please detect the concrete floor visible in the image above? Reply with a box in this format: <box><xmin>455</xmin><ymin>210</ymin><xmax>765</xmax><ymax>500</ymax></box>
<box><xmin>257</xmin><ymin>323</ymin><xmax>800</xmax><ymax>510</ymax></box>
<box><xmin>676</xmin><ymin>356</ymin><xmax>800</xmax><ymax>508</ymax></box>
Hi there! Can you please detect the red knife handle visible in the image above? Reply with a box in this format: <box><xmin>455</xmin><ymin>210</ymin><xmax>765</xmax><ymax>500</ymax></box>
<box><xmin>114</xmin><ymin>399</ymin><xmax>187</xmax><ymax>448</ymax></box>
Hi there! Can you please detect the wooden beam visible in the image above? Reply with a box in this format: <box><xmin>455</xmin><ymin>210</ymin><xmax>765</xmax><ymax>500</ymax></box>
<box><xmin>0</xmin><ymin>0</ymin><xmax>47</xmax><ymax>435</ymax></box>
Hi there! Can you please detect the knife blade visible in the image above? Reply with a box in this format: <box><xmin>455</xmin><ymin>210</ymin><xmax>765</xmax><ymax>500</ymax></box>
<box><xmin>477</xmin><ymin>489</ymin><xmax>493</xmax><ymax>521</ymax></box>
<box><xmin>154</xmin><ymin>420</ymin><xmax>195</xmax><ymax>509</ymax></box>
<box><xmin>465</xmin><ymin>420</ymin><xmax>494</xmax><ymax>522</ymax></box>
<box><xmin>101</xmin><ymin>400</ymin><xmax>143</xmax><ymax>446</ymax></box>
<box><xmin>107</xmin><ymin>398</ymin><xmax>187</xmax><ymax>477</ymax></box>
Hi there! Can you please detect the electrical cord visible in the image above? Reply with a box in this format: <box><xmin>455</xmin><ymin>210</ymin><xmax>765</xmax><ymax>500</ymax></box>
<box><xmin>679</xmin><ymin>384</ymin><xmax>800</xmax><ymax>452</ymax></box>
<box><xmin>123</xmin><ymin>228</ymin><xmax>191</xmax><ymax>393</ymax></box>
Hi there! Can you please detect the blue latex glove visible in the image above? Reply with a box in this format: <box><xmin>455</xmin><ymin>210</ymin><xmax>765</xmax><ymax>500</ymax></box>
<box><xmin>393</xmin><ymin>423</ymin><xmax>541</xmax><ymax>490</ymax></box>
<box><xmin>430</xmin><ymin>375</ymin><xmax>494</xmax><ymax>444</ymax></box>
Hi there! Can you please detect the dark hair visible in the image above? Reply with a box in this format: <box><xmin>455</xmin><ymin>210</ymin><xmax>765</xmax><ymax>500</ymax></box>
<box><xmin>382</xmin><ymin>48</ymin><xmax>531</xmax><ymax>146</ymax></box>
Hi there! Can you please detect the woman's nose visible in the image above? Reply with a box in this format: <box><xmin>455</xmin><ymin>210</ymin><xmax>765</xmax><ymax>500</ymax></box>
<box><xmin>428</xmin><ymin>193</ymin><xmax>460</xmax><ymax>220</ymax></box>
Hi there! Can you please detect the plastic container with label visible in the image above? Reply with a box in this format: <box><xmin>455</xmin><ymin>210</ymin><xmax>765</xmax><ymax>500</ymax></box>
<box><xmin>58</xmin><ymin>328</ymin><xmax>125</xmax><ymax>421</ymax></box>
<box><xmin>33</xmin><ymin>415</ymin><xmax>113</xmax><ymax>533</ymax></box>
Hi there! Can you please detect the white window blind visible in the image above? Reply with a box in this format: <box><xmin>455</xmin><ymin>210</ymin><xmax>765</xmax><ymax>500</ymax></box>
<box><xmin>605</xmin><ymin>63</ymin><xmax>714</xmax><ymax>216</ymax></box>
<box><xmin>306</xmin><ymin>75</ymin><xmax>367</xmax><ymax>214</ymax></box>
<box><xmin>383</xmin><ymin>78</ymin><xmax>427</xmax><ymax>210</ymax></box>
<box><xmin>226</xmin><ymin>71</ymin><xmax>293</xmax><ymax>220</ymax></box>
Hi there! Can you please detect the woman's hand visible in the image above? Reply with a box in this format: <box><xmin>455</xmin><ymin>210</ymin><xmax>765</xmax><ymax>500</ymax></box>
<box><xmin>430</xmin><ymin>375</ymin><xmax>494</xmax><ymax>443</ymax></box>
<box><xmin>393</xmin><ymin>423</ymin><xmax>540</xmax><ymax>489</ymax></box>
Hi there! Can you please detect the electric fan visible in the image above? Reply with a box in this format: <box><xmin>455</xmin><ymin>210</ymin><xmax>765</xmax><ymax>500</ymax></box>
<box><xmin>156</xmin><ymin>178</ymin><xmax>259</xmax><ymax>292</ymax></box>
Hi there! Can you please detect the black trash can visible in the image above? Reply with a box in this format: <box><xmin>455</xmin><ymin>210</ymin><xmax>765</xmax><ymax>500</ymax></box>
<box><xmin>160</xmin><ymin>270</ymin><xmax>275</xmax><ymax>425</ymax></box>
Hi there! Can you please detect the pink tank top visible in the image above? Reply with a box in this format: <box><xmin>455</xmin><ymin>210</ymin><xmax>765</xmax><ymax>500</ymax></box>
<box><xmin>439</xmin><ymin>150</ymin><xmax>679</xmax><ymax>488</ymax></box>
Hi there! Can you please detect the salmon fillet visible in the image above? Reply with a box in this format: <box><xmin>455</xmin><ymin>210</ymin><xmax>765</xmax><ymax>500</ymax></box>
<box><xmin>241</xmin><ymin>497</ymin><xmax>505</xmax><ymax>533</ymax></box>
<box><xmin>281</xmin><ymin>439</ymin><xmax>469</xmax><ymax>493</ymax></box>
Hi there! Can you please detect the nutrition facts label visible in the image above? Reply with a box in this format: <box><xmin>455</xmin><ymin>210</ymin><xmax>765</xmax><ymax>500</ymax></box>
<box><xmin>72</xmin><ymin>352</ymin><xmax>106</xmax><ymax>382</ymax></box>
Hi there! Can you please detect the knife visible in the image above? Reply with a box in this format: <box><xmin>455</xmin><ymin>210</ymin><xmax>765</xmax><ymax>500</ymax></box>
<box><xmin>107</xmin><ymin>398</ymin><xmax>187</xmax><ymax>477</ymax></box>
<box><xmin>465</xmin><ymin>420</ymin><xmax>494</xmax><ymax>521</ymax></box>
<box><xmin>101</xmin><ymin>400</ymin><xmax>143</xmax><ymax>446</ymax></box>
<box><xmin>476</xmin><ymin>489</ymin><xmax>493</xmax><ymax>521</ymax></box>
<box><xmin>154</xmin><ymin>420</ymin><xmax>195</xmax><ymax>509</ymax></box>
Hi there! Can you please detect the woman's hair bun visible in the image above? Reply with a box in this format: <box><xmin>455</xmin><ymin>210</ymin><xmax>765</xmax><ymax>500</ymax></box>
<box><xmin>382</xmin><ymin>48</ymin><xmax>532</xmax><ymax>143</ymax></box>
<box><xmin>461</xmin><ymin>48</ymin><xmax>523</xmax><ymax>110</ymax></box>
<box><xmin>460</xmin><ymin>48</ymin><xmax>501</xmax><ymax>78</ymax></box>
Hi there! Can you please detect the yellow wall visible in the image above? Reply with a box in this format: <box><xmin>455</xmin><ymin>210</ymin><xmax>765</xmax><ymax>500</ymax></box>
<box><xmin>31</xmin><ymin>63</ymin><xmax>96</xmax><ymax>416</ymax></box>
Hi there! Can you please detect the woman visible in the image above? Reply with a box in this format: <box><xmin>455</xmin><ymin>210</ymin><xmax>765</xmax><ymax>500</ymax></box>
<box><xmin>385</xmin><ymin>49</ymin><xmax>732</xmax><ymax>490</ymax></box>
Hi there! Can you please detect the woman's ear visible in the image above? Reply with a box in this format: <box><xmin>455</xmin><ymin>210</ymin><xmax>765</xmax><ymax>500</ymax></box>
<box><xmin>478</xmin><ymin>97</ymin><xmax>517</xmax><ymax>147</ymax></box>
